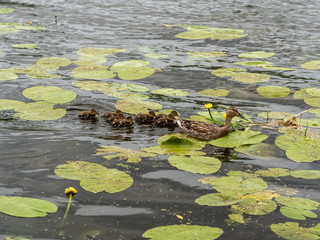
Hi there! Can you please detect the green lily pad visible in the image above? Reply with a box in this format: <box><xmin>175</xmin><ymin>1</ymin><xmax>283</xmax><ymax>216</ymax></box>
<box><xmin>270</xmin><ymin>222</ymin><xmax>320</xmax><ymax>240</ymax></box>
<box><xmin>71</xmin><ymin>65</ymin><xmax>116</xmax><ymax>80</ymax></box>
<box><xmin>14</xmin><ymin>108</ymin><xmax>66</xmax><ymax>121</ymax></box>
<box><xmin>234</xmin><ymin>61</ymin><xmax>275</xmax><ymax>68</ymax></box>
<box><xmin>115</xmin><ymin>99</ymin><xmax>162</xmax><ymax>114</ymax></box>
<box><xmin>235</xmin><ymin>143</ymin><xmax>283</xmax><ymax>161</ymax></box>
<box><xmin>0</xmin><ymin>99</ymin><xmax>27</xmax><ymax>111</ymax></box>
<box><xmin>151</xmin><ymin>88</ymin><xmax>189</xmax><ymax>96</ymax></box>
<box><xmin>195</xmin><ymin>193</ymin><xmax>240</xmax><ymax>206</ymax></box>
<box><xmin>255</xmin><ymin>168</ymin><xmax>290</xmax><ymax>177</ymax></box>
<box><xmin>0</xmin><ymin>28</ymin><xmax>19</xmax><ymax>34</ymax></box>
<box><xmin>142</xmin><ymin>224</ymin><xmax>223</xmax><ymax>240</ymax></box>
<box><xmin>106</xmin><ymin>91</ymin><xmax>150</xmax><ymax>100</ymax></box>
<box><xmin>145</xmin><ymin>53</ymin><xmax>168</xmax><ymax>59</ymax></box>
<box><xmin>25</xmin><ymin>69</ymin><xmax>60</xmax><ymax>79</ymax></box>
<box><xmin>0</xmin><ymin>69</ymin><xmax>18</xmax><ymax>81</ymax></box>
<box><xmin>301</xmin><ymin>61</ymin><xmax>320</xmax><ymax>70</ymax></box>
<box><xmin>187</xmin><ymin>51</ymin><xmax>227</xmax><ymax>58</ymax></box>
<box><xmin>37</xmin><ymin>57</ymin><xmax>71</xmax><ymax>67</ymax></box>
<box><xmin>168</xmin><ymin>155</ymin><xmax>221</xmax><ymax>174</ymax></box>
<box><xmin>96</xmin><ymin>145</ymin><xmax>156</xmax><ymax>163</ymax></box>
<box><xmin>142</xmin><ymin>145</ymin><xmax>206</xmax><ymax>156</ymax></box>
<box><xmin>110</xmin><ymin>60</ymin><xmax>150</xmax><ymax>71</ymax></box>
<box><xmin>280</xmin><ymin>206</ymin><xmax>317</xmax><ymax>220</ymax></box>
<box><xmin>15</xmin><ymin>25</ymin><xmax>44</xmax><ymax>31</ymax></box>
<box><xmin>226</xmin><ymin>171</ymin><xmax>257</xmax><ymax>178</ymax></box>
<box><xmin>304</xmin><ymin>97</ymin><xmax>320</xmax><ymax>107</ymax></box>
<box><xmin>209</xmin><ymin>129</ymin><xmax>268</xmax><ymax>148</ymax></box>
<box><xmin>258</xmin><ymin>111</ymin><xmax>294</xmax><ymax>119</ymax></box>
<box><xmin>198</xmin><ymin>88</ymin><xmax>229</xmax><ymax>97</ymax></box>
<box><xmin>257</xmin><ymin>86</ymin><xmax>290</xmax><ymax>98</ymax></box>
<box><xmin>11</xmin><ymin>44</ymin><xmax>38</xmax><ymax>49</ymax></box>
<box><xmin>231</xmin><ymin>72</ymin><xmax>270</xmax><ymax>83</ymax></box>
<box><xmin>290</xmin><ymin>170</ymin><xmax>320</xmax><ymax>179</ymax></box>
<box><xmin>211</xmin><ymin>68</ymin><xmax>246</xmax><ymax>77</ymax></box>
<box><xmin>55</xmin><ymin>161</ymin><xmax>133</xmax><ymax>193</ymax></box>
<box><xmin>306</xmin><ymin>88</ymin><xmax>320</xmax><ymax>97</ymax></box>
<box><xmin>238</xmin><ymin>51</ymin><xmax>275</xmax><ymax>59</ymax></box>
<box><xmin>73</xmin><ymin>55</ymin><xmax>107</xmax><ymax>65</ymax></box>
<box><xmin>77</xmin><ymin>47</ymin><xmax>125</xmax><ymax>56</ymax></box>
<box><xmin>294</xmin><ymin>89</ymin><xmax>310</xmax><ymax>99</ymax></box>
<box><xmin>28</xmin><ymin>64</ymin><xmax>59</xmax><ymax>72</ymax></box>
<box><xmin>117</xmin><ymin>67</ymin><xmax>155</xmax><ymax>80</ymax></box>
<box><xmin>0</xmin><ymin>196</ymin><xmax>57</xmax><ymax>218</ymax></box>
<box><xmin>228</xmin><ymin>213</ymin><xmax>245</xmax><ymax>223</ymax></box>
<box><xmin>237</xmin><ymin>198</ymin><xmax>277</xmax><ymax>215</ymax></box>
<box><xmin>0</xmin><ymin>8</ymin><xmax>14</xmax><ymax>14</ymax></box>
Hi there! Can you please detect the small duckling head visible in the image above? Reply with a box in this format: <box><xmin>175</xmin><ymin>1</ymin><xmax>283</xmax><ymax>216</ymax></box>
<box><xmin>90</xmin><ymin>108</ymin><xmax>98</xmax><ymax>114</ymax></box>
<box><xmin>117</xmin><ymin>113</ymin><xmax>125</xmax><ymax>119</ymax></box>
<box><xmin>148</xmin><ymin>110</ymin><xmax>156</xmax><ymax>117</ymax></box>
<box><xmin>170</xmin><ymin>111</ymin><xmax>179</xmax><ymax>117</ymax></box>
<box><xmin>115</xmin><ymin>109</ymin><xmax>122</xmax><ymax>115</ymax></box>
<box><xmin>226</xmin><ymin>106</ymin><xmax>247</xmax><ymax>120</ymax></box>
<box><xmin>125</xmin><ymin>116</ymin><xmax>134</xmax><ymax>125</ymax></box>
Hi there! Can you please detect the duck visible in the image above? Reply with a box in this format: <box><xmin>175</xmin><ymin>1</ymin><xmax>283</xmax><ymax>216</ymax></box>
<box><xmin>176</xmin><ymin>106</ymin><xmax>247</xmax><ymax>141</ymax></box>
<box><xmin>135</xmin><ymin>110</ymin><xmax>156</xmax><ymax>124</ymax></box>
<box><xmin>105</xmin><ymin>113</ymin><xmax>125</xmax><ymax>123</ymax></box>
<box><xmin>111</xmin><ymin>116</ymin><xmax>134</xmax><ymax>127</ymax></box>
<box><xmin>101</xmin><ymin>109</ymin><xmax>122</xmax><ymax>119</ymax></box>
<box><xmin>78</xmin><ymin>108</ymin><xmax>99</xmax><ymax>120</ymax></box>
<box><xmin>154</xmin><ymin>113</ymin><xmax>177</xmax><ymax>127</ymax></box>
<box><xmin>156</xmin><ymin>110</ymin><xmax>179</xmax><ymax>119</ymax></box>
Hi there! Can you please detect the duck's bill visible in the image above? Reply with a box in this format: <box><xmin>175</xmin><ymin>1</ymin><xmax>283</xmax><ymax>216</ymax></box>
<box><xmin>237</xmin><ymin>112</ymin><xmax>248</xmax><ymax>120</ymax></box>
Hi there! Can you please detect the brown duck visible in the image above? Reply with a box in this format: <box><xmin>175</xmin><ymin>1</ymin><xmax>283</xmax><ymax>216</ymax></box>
<box><xmin>135</xmin><ymin>110</ymin><xmax>156</xmax><ymax>124</ymax></box>
<box><xmin>156</xmin><ymin>110</ymin><xmax>179</xmax><ymax>119</ymax></box>
<box><xmin>154</xmin><ymin>113</ymin><xmax>177</xmax><ymax>127</ymax></box>
<box><xmin>105</xmin><ymin>113</ymin><xmax>125</xmax><ymax>123</ymax></box>
<box><xmin>78</xmin><ymin>108</ymin><xmax>99</xmax><ymax>120</ymax></box>
<box><xmin>101</xmin><ymin>109</ymin><xmax>122</xmax><ymax>119</ymax></box>
<box><xmin>176</xmin><ymin>106</ymin><xmax>247</xmax><ymax>141</ymax></box>
<box><xmin>111</xmin><ymin>116</ymin><xmax>134</xmax><ymax>127</ymax></box>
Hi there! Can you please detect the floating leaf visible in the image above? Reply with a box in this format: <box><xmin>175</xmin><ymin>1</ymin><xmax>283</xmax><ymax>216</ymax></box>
<box><xmin>14</xmin><ymin>108</ymin><xmax>66</xmax><ymax>121</ymax></box>
<box><xmin>270</xmin><ymin>222</ymin><xmax>320</xmax><ymax>240</ymax></box>
<box><xmin>211</xmin><ymin>68</ymin><xmax>246</xmax><ymax>77</ymax></box>
<box><xmin>111</xmin><ymin>60</ymin><xmax>150</xmax><ymax>71</ymax></box>
<box><xmin>0</xmin><ymin>196</ymin><xmax>57</xmax><ymax>218</ymax></box>
<box><xmin>301</xmin><ymin>61</ymin><xmax>320</xmax><ymax>70</ymax></box>
<box><xmin>226</xmin><ymin>171</ymin><xmax>257</xmax><ymax>178</ymax></box>
<box><xmin>168</xmin><ymin>155</ymin><xmax>221</xmax><ymax>174</ymax></box>
<box><xmin>0</xmin><ymin>69</ymin><xmax>18</xmax><ymax>81</ymax></box>
<box><xmin>96</xmin><ymin>145</ymin><xmax>156</xmax><ymax>163</ymax></box>
<box><xmin>209</xmin><ymin>129</ymin><xmax>268</xmax><ymax>148</ymax></box>
<box><xmin>294</xmin><ymin>89</ymin><xmax>310</xmax><ymax>99</ymax></box>
<box><xmin>25</xmin><ymin>69</ymin><xmax>60</xmax><ymax>79</ymax></box>
<box><xmin>231</xmin><ymin>72</ymin><xmax>270</xmax><ymax>83</ymax></box>
<box><xmin>0</xmin><ymin>28</ymin><xmax>19</xmax><ymax>34</ymax></box>
<box><xmin>257</xmin><ymin>86</ymin><xmax>290</xmax><ymax>98</ymax></box>
<box><xmin>37</xmin><ymin>57</ymin><xmax>71</xmax><ymax>67</ymax></box>
<box><xmin>106</xmin><ymin>91</ymin><xmax>149</xmax><ymax>100</ymax></box>
<box><xmin>0</xmin><ymin>8</ymin><xmax>14</xmax><ymax>14</ymax></box>
<box><xmin>198</xmin><ymin>88</ymin><xmax>229</xmax><ymax>97</ymax></box>
<box><xmin>145</xmin><ymin>53</ymin><xmax>168</xmax><ymax>59</ymax></box>
<box><xmin>142</xmin><ymin>224</ymin><xmax>223</xmax><ymax>240</ymax></box>
<box><xmin>73</xmin><ymin>55</ymin><xmax>107</xmax><ymax>65</ymax></box>
<box><xmin>196</xmin><ymin>193</ymin><xmax>240</xmax><ymax>206</ymax></box>
<box><xmin>280</xmin><ymin>206</ymin><xmax>317</xmax><ymax>220</ymax></box>
<box><xmin>71</xmin><ymin>65</ymin><xmax>116</xmax><ymax>80</ymax></box>
<box><xmin>117</xmin><ymin>67</ymin><xmax>155</xmax><ymax>80</ymax></box>
<box><xmin>290</xmin><ymin>170</ymin><xmax>320</xmax><ymax>179</ymax></box>
<box><xmin>0</xmin><ymin>99</ymin><xmax>27</xmax><ymax>111</ymax></box>
<box><xmin>306</xmin><ymin>88</ymin><xmax>320</xmax><ymax>97</ymax></box>
<box><xmin>55</xmin><ymin>161</ymin><xmax>133</xmax><ymax>193</ymax></box>
<box><xmin>188</xmin><ymin>51</ymin><xmax>226</xmax><ymax>58</ymax></box>
<box><xmin>228</xmin><ymin>213</ymin><xmax>245</xmax><ymax>223</ymax></box>
<box><xmin>77</xmin><ymin>47</ymin><xmax>125</xmax><ymax>56</ymax></box>
<box><xmin>235</xmin><ymin>143</ymin><xmax>282</xmax><ymax>161</ymax></box>
<box><xmin>11</xmin><ymin>44</ymin><xmax>38</xmax><ymax>49</ymax></box>
<box><xmin>236</xmin><ymin>198</ymin><xmax>277</xmax><ymax>215</ymax></box>
<box><xmin>258</xmin><ymin>111</ymin><xmax>294</xmax><ymax>119</ymax></box>
<box><xmin>255</xmin><ymin>168</ymin><xmax>290</xmax><ymax>177</ymax></box>
<box><xmin>304</xmin><ymin>97</ymin><xmax>320</xmax><ymax>107</ymax></box>
<box><xmin>240</xmin><ymin>190</ymin><xmax>280</xmax><ymax>201</ymax></box>
<box><xmin>115</xmin><ymin>99</ymin><xmax>162</xmax><ymax>114</ymax></box>
<box><xmin>234</xmin><ymin>61</ymin><xmax>274</xmax><ymax>68</ymax></box>
<box><xmin>15</xmin><ymin>25</ymin><xmax>44</xmax><ymax>31</ymax></box>
<box><xmin>151</xmin><ymin>88</ymin><xmax>189</xmax><ymax>96</ymax></box>
<box><xmin>238</xmin><ymin>51</ymin><xmax>275</xmax><ymax>59</ymax></box>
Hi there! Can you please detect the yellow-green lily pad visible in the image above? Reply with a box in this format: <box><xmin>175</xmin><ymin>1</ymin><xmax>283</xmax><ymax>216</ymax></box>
<box><xmin>73</xmin><ymin>55</ymin><xmax>107</xmax><ymax>66</ymax></box>
<box><xmin>257</xmin><ymin>86</ymin><xmax>290</xmax><ymax>98</ymax></box>
<box><xmin>234</xmin><ymin>61</ymin><xmax>274</xmax><ymax>68</ymax></box>
<box><xmin>188</xmin><ymin>51</ymin><xmax>226</xmax><ymax>58</ymax></box>
<box><xmin>12</xmin><ymin>44</ymin><xmax>38</xmax><ymax>49</ymax></box>
<box><xmin>96</xmin><ymin>145</ymin><xmax>156</xmax><ymax>163</ymax></box>
<box><xmin>198</xmin><ymin>88</ymin><xmax>229</xmax><ymax>97</ymax></box>
<box><xmin>304</xmin><ymin>97</ymin><xmax>320</xmax><ymax>107</ymax></box>
<box><xmin>290</xmin><ymin>170</ymin><xmax>320</xmax><ymax>179</ymax></box>
<box><xmin>37</xmin><ymin>57</ymin><xmax>71</xmax><ymax>67</ymax></box>
<box><xmin>55</xmin><ymin>161</ymin><xmax>133</xmax><ymax>193</ymax></box>
<box><xmin>0</xmin><ymin>8</ymin><xmax>14</xmax><ymax>14</ymax></box>
<box><xmin>238</xmin><ymin>51</ymin><xmax>275</xmax><ymax>59</ymax></box>
<box><xmin>255</xmin><ymin>168</ymin><xmax>290</xmax><ymax>177</ymax></box>
<box><xmin>145</xmin><ymin>53</ymin><xmax>168</xmax><ymax>59</ymax></box>
<box><xmin>211</xmin><ymin>68</ymin><xmax>246</xmax><ymax>77</ymax></box>
<box><xmin>117</xmin><ymin>67</ymin><xmax>155</xmax><ymax>80</ymax></box>
<box><xmin>0</xmin><ymin>196</ymin><xmax>57</xmax><ymax>218</ymax></box>
<box><xmin>110</xmin><ymin>60</ymin><xmax>150</xmax><ymax>71</ymax></box>
<box><xmin>0</xmin><ymin>28</ymin><xmax>19</xmax><ymax>34</ymax></box>
<box><xmin>235</xmin><ymin>143</ymin><xmax>284</xmax><ymax>161</ymax></box>
<box><xmin>142</xmin><ymin>224</ymin><xmax>223</xmax><ymax>240</ymax></box>
<box><xmin>301</xmin><ymin>61</ymin><xmax>320</xmax><ymax>70</ymax></box>
<box><xmin>115</xmin><ymin>99</ymin><xmax>162</xmax><ymax>114</ymax></box>
<box><xmin>237</xmin><ymin>197</ymin><xmax>277</xmax><ymax>215</ymax></box>
<box><xmin>231</xmin><ymin>72</ymin><xmax>270</xmax><ymax>83</ymax></box>
<box><xmin>195</xmin><ymin>193</ymin><xmax>240</xmax><ymax>206</ymax></box>
<box><xmin>0</xmin><ymin>99</ymin><xmax>27</xmax><ymax>111</ymax></box>
<box><xmin>168</xmin><ymin>155</ymin><xmax>221</xmax><ymax>174</ymax></box>
<box><xmin>77</xmin><ymin>47</ymin><xmax>125</xmax><ymax>56</ymax></box>
<box><xmin>258</xmin><ymin>111</ymin><xmax>294</xmax><ymax>119</ymax></box>
<box><xmin>271</xmin><ymin>222</ymin><xmax>320</xmax><ymax>240</ymax></box>
<box><xmin>151</xmin><ymin>88</ymin><xmax>189</xmax><ymax>96</ymax></box>
<box><xmin>0</xmin><ymin>69</ymin><xmax>18</xmax><ymax>81</ymax></box>
<box><xmin>15</xmin><ymin>25</ymin><xmax>44</xmax><ymax>31</ymax></box>
<box><xmin>14</xmin><ymin>108</ymin><xmax>66</xmax><ymax>121</ymax></box>
<box><xmin>106</xmin><ymin>91</ymin><xmax>150</xmax><ymax>100</ymax></box>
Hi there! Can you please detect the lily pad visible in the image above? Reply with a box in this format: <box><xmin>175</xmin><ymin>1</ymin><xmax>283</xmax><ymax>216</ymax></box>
<box><xmin>96</xmin><ymin>145</ymin><xmax>156</xmax><ymax>163</ymax></box>
<box><xmin>280</xmin><ymin>206</ymin><xmax>317</xmax><ymax>220</ymax></box>
<box><xmin>0</xmin><ymin>69</ymin><xmax>18</xmax><ymax>81</ymax></box>
<box><xmin>106</xmin><ymin>91</ymin><xmax>149</xmax><ymax>100</ymax></box>
<box><xmin>145</xmin><ymin>53</ymin><xmax>168</xmax><ymax>59</ymax></box>
<box><xmin>290</xmin><ymin>170</ymin><xmax>320</xmax><ymax>179</ymax></box>
<box><xmin>25</xmin><ymin>69</ymin><xmax>60</xmax><ymax>79</ymax></box>
<box><xmin>0</xmin><ymin>99</ymin><xmax>27</xmax><ymax>111</ymax></box>
<box><xmin>304</xmin><ymin>97</ymin><xmax>320</xmax><ymax>107</ymax></box>
<box><xmin>142</xmin><ymin>224</ymin><xmax>223</xmax><ymax>240</ymax></box>
<box><xmin>301</xmin><ymin>61</ymin><xmax>320</xmax><ymax>70</ymax></box>
<box><xmin>71</xmin><ymin>65</ymin><xmax>116</xmax><ymax>80</ymax></box>
<box><xmin>255</xmin><ymin>168</ymin><xmax>290</xmax><ymax>177</ymax></box>
<box><xmin>15</xmin><ymin>25</ymin><xmax>44</xmax><ymax>31</ymax></box>
<box><xmin>11</xmin><ymin>44</ymin><xmax>38</xmax><ymax>49</ymax></box>
<box><xmin>258</xmin><ymin>111</ymin><xmax>294</xmax><ymax>119</ymax></box>
<box><xmin>110</xmin><ymin>60</ymin><xmax>150</xmax><ymax>71</ymax></box>
<box><xmin>117</xmin><ymin>67</ymin><xmax>155</xmax><ymax>80</ymax></box>
<box><xmin>211</xmin><ymin>68</ymin><xmax>246</xmax><ymax>77</ymax></box>
<box><xmin>168</xmin><ymin>155</ymin><xmax>221</xmax><ymax>174</ymax></box>
<box><xmin>231</xmin><ymin>72</ymin><xmax>270</xmax><ymax>83</ymax></box>
<box><xmin>271</xmin><ymin>222</ymin><xmax>320</xmax><ymax>240</ymax></box>
<box><xmin>236</xmin><ymin>197</ymin><xmax>277</xmax><ymax>215</ymax></box>
<box><xmin>115</xmin><ymin>99</ymin><xmax>162</xmax><ymax>114</ymax></box>
<box><xmin>0</xmin><ymin>28</ymin><xmax>19</xmax><ymax>34</ymax></box>
<box><xmin>55</xmin><ymin>161</ymin><xmax>133</xmax><ymax>193</ymax></box>
<box><xmin>198</xmin><ymin>88</ymin><xmax>229</xmax><ymax>97</ymax></box>
<box><xmin>235</xmin><ymin>143</ymin><xmax>283</xmax><ymax>161</ymax></box>
<box><xmin>306</xmin><ymin>88</ymin><xmax>320</xmax><ymax>97</ymax></box>
<box><xmin>195</xmin><ymin>193</ymin><xmax>240</xmax><ymax>206</ymax></box>
<box><xmin>0</xmin><ymin>196</ymin><xmax>57</xmax><ymax>218</ymax></box>
<box><xmin>238</xmin><ymin>51</ymin><xmax>275</xmax><ymax>59</ymax></box>
<box><xmin>151</xmin><ymin>88</ymin><xmax>189</xmax><ymax>96</ymax></box>
<box><xmin>37</xmin><ymin>57</ymin><xmax>71</xmax><ymax>67</ymax></box>
<box><xmin>14</xmin><ymin>108</ymin><xmax>66</xmax><ymax>121</ymax></box>
<box><xmin>187</xmin><ymin>51</ymin><xmax>227</xmax><ymax>58</ymax></box>
<box><xmin>209</xmin><ymin>129</ymin><xmax>268</xmax><ymax>148</ymax></box>
<box><xmin>0</xmin><ymin>8</ymin><xmax>14</xmax><ymax>14</ymax></box>
<box><xmin>257</xmin><ymin>86</ymin><xmax>290</xmax><ymax>98</ymax></box>
<box><xmin>234</xmin><ymin>61</ymin><xmax>275</xmax><ymax>68</ymax></box>
<box><xmin>73</xmin><ymin>55</ymin><xmax>107</xmax><ymax>65</ymax></box>
<box><xmin>77</xmin><ymin>47</ymin><xmax>125</xmax><ymax>56</ymax></box>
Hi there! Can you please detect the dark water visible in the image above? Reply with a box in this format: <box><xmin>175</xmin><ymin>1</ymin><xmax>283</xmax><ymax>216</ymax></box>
<box><xmin>0</xmin><ymin>0</ymin><xmax>320</xmax><ymax>239</ymax></box>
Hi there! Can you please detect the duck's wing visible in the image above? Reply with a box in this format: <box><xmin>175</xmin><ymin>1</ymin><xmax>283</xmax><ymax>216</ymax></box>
<box><xmin>176</xmin><ymin>119</ymin><xmax>218</xmax><ymax>140</ymax></box>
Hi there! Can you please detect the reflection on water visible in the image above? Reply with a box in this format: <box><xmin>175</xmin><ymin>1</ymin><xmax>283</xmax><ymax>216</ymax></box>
<box><xmin>0</xmin><ymin>0</ymin><xmax>320</xmax><ymax>239</ymax></box>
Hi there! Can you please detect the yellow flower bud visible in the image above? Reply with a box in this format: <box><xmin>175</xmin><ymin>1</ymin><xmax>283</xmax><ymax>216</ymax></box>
<box><xmin>29</xmin><ymin>21</ymin><xmax>32</xmax><ymax>25</ymax></box>
<box><xmin>205</xmin><ymin>103</ymin><xmax>213</xmax><ymax>109</ymax></box>
<box><xmin>223</xmin><ymin>113</ymin><xmax>227</xmax><ymax>118</ymax></box>
<box><xmin>65</xmin><ymin>187</ymin><xmax>77</xmax><ymax>198</ymax></box>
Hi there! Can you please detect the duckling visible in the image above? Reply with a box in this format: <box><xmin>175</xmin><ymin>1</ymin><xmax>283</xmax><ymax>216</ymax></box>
<box><xmin>78</xmin><ymin>108</ymin><xmax>99</xmax><ymax>120</ymax></box>
<box><xmin>106</xmin><ymin>113</ymin><xmax>125</xmax><ymax>123</ymax></box>
<box><xmin>154</xmin><ymin>113</ymin><xmax>177</xmax><ymax>127</ymax></box>
<box><xmin>101</xmin><ymin>109</ymin><xmax>122</xmax><ymax>119</ymax></box>
<box><xmin>111</xmin><ymin>116</ymin><xmax>134</xmax><ymax>127</ymax></box>
<box><xmin>135</xmin><ymin>110</ymin><xmax>156</xmax><ymax>124</ymax></box>
<box><xmin>156</xmin><ymin>110</ymin><xmax>179</xmax><ymax>119</ymax></box>
<box><xmin>176</xmin><ymin>106</ymin><xmax>247</xmax><ymax>141</ymax></box>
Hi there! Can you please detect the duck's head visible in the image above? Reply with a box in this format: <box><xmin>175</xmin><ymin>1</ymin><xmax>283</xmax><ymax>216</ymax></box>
<box><xmin>118</xmin><ymin>114</ymin><xmax>125</xmax><ymax>119</ymax></box>
<box><xmin>90</xmin><ymin>108</ymin><xmax>98</xmax><ymax>114</ymax></box>
<box><xmin>126</xmin><ymin>116</ymin><xmax>133</xmax><ymax>122</ymax></box>
<box><xmin>148</xmin><ymin>111</ymin><xmax>156</xmax><ymax>117</ymax></box>
<box><xmin>170</xmin><ymin>110</ymin><xmax>179</xmax><ymax>117</ymax></box>
<box><xmin>115</xmin><ymin>109</ymin><xmax>122</xmax><ymax>115</ymax></box>
<box><xmin>226</xmin><ymin>106</ymin><xmax>247</xmax><ymax>120</ymax></box>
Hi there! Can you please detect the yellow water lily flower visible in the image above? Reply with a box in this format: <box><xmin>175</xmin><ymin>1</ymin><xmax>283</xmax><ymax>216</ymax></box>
<box><xmin>223</xmin><ymin>113</ymin><xmax>227</xmax><ymax>118</ymax></box>
<box><xmin>205</xmin><ymin>103</ymin><xmax>213</xmax><ymax>109</ymax></box>
<box><xmin>65</xmin><ymin>187</ymin><xmax>77</xmax><ymax>197</ymax></box>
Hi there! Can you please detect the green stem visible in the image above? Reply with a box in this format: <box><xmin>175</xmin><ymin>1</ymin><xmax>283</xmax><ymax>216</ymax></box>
<box><xmin>231</xmin><ymin>122</ymin><xmax>236</xmax><ymax>131</ymax></box>
<box><xmin>304</xmin><ymin>121</ymin><xmax>308</xmax><ymax>138</ymax></box>
<box><xmin>208</xmin><ymin>108</ymin><xmax>214</xmax><ymax>121</ymax></box>
<box><xmin>61</xmin><ymin>194</ymin><xmax>73</xmax><ymax>226</ymax></box>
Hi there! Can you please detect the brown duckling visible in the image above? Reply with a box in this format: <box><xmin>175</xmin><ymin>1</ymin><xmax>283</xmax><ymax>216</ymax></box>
<box><xmin>111</xmin><ymin>116</ymin><xmax>134</xmax><ymax>127</ymax></box>
<box><xmin>106</xmin><ymin>113</ymin><xmax>125</xmax><ymax>123</ymax></box>
<box><xmin>78</xmin><ymin>108</ymin><xmax>99</xmax><ymax>120</ymax></box>
<box><xmin>135</xmin><ymin>110</ymin><xmax>156</xmax><ymax>124</ymax></box>
<box><xmin>156</xmin><ymin>110</ymin><xmax>179</xmax><ymax>119</ymax></box>
<box><xmin>101</xmin><ymin>109</ymin><xmax>122</xmax><ymax>119</ymax></box>
<box><xmin>154</xmin><ymin>113</ymin><xmax>177</xmax><ymax>127</ymax></box>
<box><xmin>176</xmin><ymin>106</ymin><xmax>247</xmax><ymax>141</ymax></box>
